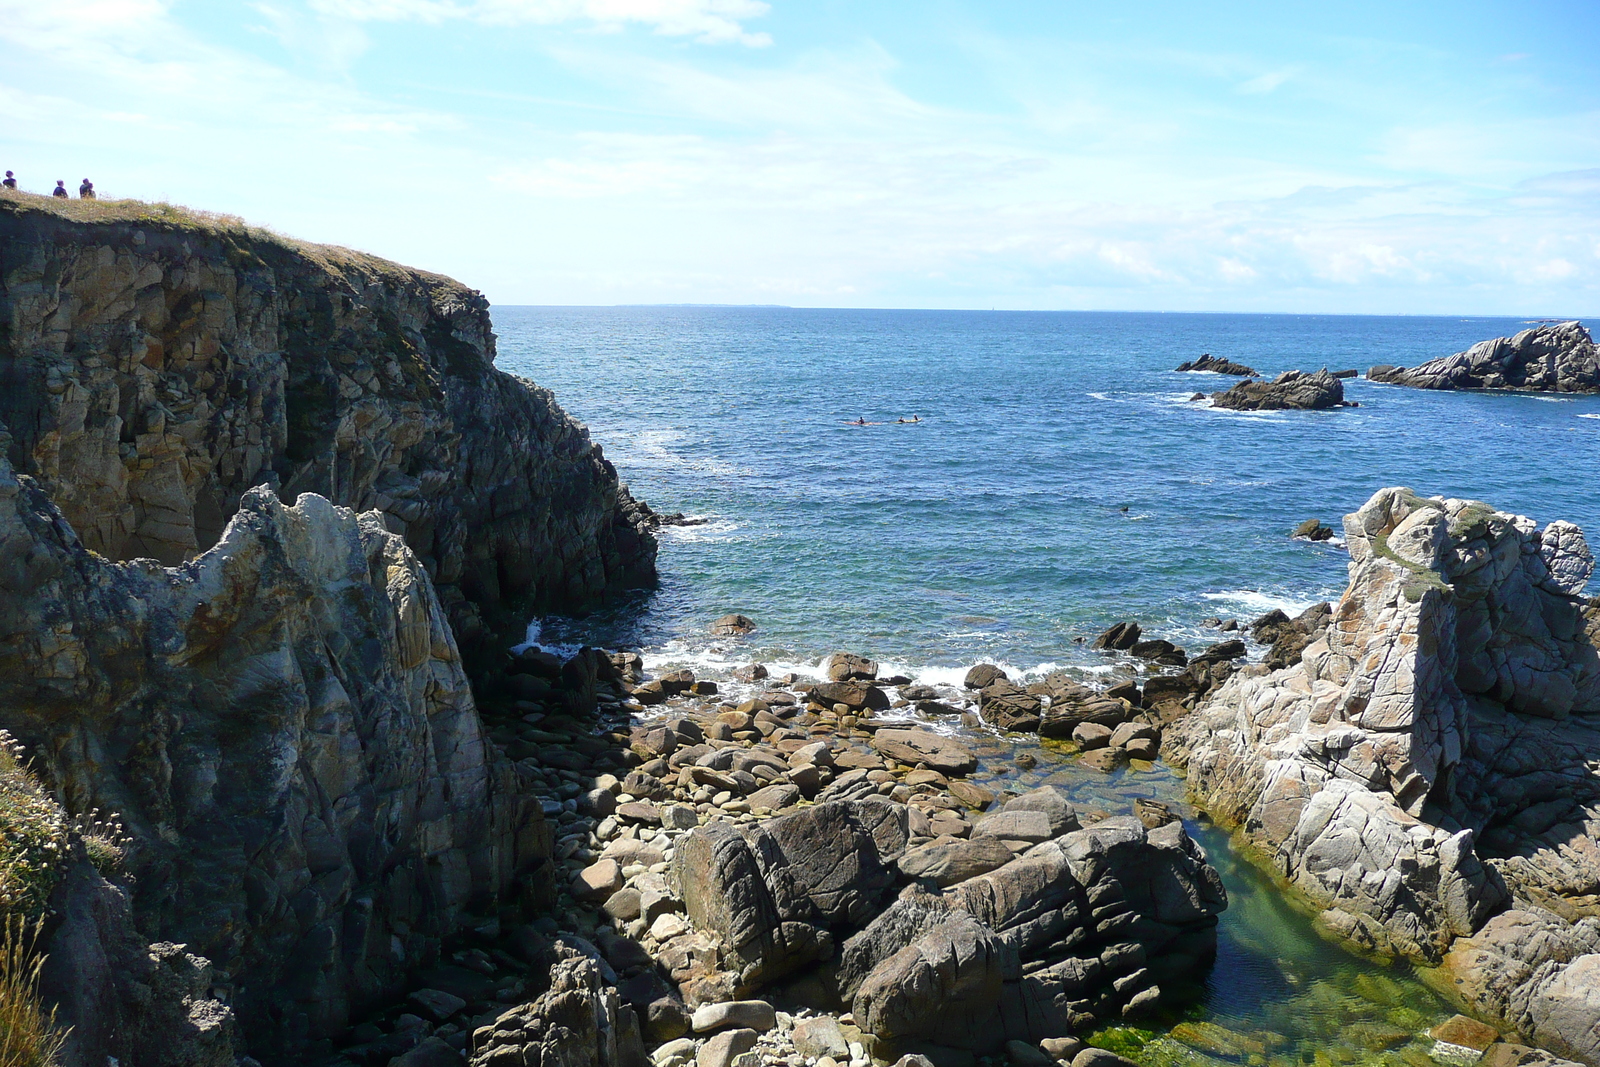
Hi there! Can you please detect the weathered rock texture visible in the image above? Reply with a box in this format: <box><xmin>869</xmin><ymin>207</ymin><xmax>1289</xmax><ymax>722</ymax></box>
<box><xmin>0</xmin><ymin>453</ymin><xmax>551</xmax><ymax>1058</ymax></box>
<box><xmin>1175</xmin><ymin>355</ymin><xmax>1258</xmax><ymax>376</ymax></box>
<box><xmin>671</xmin><ymin>795</ymin><xmax>1225</xmax><ymax>1054</ymax></box>
<box><xmin>1370</xmin><ymin>322</ymin><xmax>1600</xmax><ymax>394</ymax></box>
<box><xmin>1166</xmin><ymin>486</ymin><xmax>1600</xmax><ymax>1061</ymax></box>
<box><xmin>0</xmin><ymin>197</ymin><xmax>656</xmax><ymax>647</ymax></box>
<box><xmin>1210</xmin><ymin>368</ymin><xmax>1346</xmax><ymax>411</ymax></box>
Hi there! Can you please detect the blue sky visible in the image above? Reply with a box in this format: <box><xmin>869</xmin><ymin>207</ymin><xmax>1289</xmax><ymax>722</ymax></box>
<box><xmin>2</xmin><ymin>0</ymin><xmax>1597</xmax><ymax>313</ymax></box>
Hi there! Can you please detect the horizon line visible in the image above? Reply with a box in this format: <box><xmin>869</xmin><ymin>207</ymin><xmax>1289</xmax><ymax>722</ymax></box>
<box><xmin>493</xmin><ymin>304</ymin><xmax>1592</xmax><ymax>320</ymax></box>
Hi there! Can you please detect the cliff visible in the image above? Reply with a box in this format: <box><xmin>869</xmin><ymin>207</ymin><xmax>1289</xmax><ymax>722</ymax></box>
<box><xmin>0</xmin><ymin>193</ymin><xmax>658</xmax><ymax>1062</ymax></box>
<box><xmin>0</xmin><ymin>194</ymin><xmax>656</xmax><ymax>645</ymax></box>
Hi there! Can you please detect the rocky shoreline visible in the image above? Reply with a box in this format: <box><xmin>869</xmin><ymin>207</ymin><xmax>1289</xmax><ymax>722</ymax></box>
<box><xmin>5</xmin><ymin>194</ymin><xmax>1600</xmax><ymax>1067</ymax></box>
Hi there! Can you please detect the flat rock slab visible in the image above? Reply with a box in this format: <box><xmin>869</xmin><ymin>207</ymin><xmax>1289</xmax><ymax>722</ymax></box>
<box><xmin>871</xmin><ymin>728</ymin><xmax>978</xmax><ymax>775</ymax></box>
<box><xmin>692</xmin><ymin>1000</ymin><xmax>776</xmax><ymax>1033</ymax></box>
<box><xmin>898</xmin><ymin>835</ymin><xmax>1016</xmax><ymax>887</ymax></box>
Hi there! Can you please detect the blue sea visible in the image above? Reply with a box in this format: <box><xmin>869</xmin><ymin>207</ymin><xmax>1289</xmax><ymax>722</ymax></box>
<box><xmin>497</xmin><ymin>309</ymin><xmax>1600</xmax><ymax>1060</ymax></box>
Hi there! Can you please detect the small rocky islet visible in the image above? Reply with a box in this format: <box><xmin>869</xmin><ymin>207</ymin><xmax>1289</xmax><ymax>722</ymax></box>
<box><xmin>3</xmin><ymin>194</ymin><xmax>1600</xmax><ymax>1067</ymax></box>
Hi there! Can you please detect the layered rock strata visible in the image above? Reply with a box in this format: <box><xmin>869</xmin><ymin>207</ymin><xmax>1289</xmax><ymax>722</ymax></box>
<box><xmin>0</xmin><ymin>197</ymin><xmax>656</xmax><ymax>646</ymax></box>
<box><xmin>0</xmin><ymin>452</ymin><xmax>551</xmax><ymax>1057</ymax></box>
<box><xmin>1370</xmin><ymin>322</ymin><xmax>1600</xmax><ymax>394</ymax></box>
<box><xmin>1166</xmin><ymin>486</ymin><xmax>1600</xmax><ymax>1061</ymax></box>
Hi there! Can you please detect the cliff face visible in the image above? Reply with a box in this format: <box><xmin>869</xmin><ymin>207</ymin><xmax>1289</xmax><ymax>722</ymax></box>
<box><xmin>0</xmin><ymin>197</ymin><xmax>656</xmax><ymax>641</ymax></box>
<box><xmin>0</xmin><ymin>196</ymin><xmax>657</xmax><ymax>1062</ymax></box>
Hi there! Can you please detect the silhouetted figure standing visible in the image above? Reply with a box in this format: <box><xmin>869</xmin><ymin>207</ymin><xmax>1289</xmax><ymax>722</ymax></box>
<box><xmin>79</xmin><ymin>179</ymin><xmax>95</xmax><ymax>199</ymax></box>
<box><xmin>2</xmin><ymin>171</ymin><xmax>15</xmax><ymax>190</ymax></box>
<box><xmin>52</xmin><ymin>181</ymin><xmax>68</xmax><ymax>198</ymax></box>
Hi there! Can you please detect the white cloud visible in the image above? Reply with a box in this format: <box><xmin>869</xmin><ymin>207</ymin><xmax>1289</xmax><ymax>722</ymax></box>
<box><xmin>306</xmin><ymin>0</ymin><xmax>773</xmax><ymax>45</ymax></box>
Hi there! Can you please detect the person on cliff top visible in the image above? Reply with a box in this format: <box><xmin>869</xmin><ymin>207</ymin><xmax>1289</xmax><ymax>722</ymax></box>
<box><xmin>52</xmin><ymin>180</ymin><xmax>68</xmax><ymax>198</ymax></box>
<box><xmin>2</xmin><ymin>171</ymin><xmax>15</xmax><ymax>190</ymax></box>
<box><xmin>79</xmin><ymin>179</ymin><xmax>95</xmax><ymax>199</ymax></box>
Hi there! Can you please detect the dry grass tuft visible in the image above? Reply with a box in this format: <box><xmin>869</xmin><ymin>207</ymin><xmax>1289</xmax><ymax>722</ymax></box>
<box><xmin>0</xmin><ymin>917</ymin><xmax>67</xmax><ymax>1067</ymax></box>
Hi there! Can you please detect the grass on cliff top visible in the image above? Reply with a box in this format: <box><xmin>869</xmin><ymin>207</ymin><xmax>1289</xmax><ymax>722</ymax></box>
<box><xmin>0</xmin><ymin>187</ymin><xmax>458</xmax><ymax>290</ymax></box>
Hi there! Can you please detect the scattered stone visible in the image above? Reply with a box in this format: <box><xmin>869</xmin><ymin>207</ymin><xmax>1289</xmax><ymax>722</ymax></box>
<box><xmin>1006</xmin><ymin>1039</ymin><xmax>1055</xmax><ymax>1066</ymax></box>
<box><xmin>1040</xmin><ymin>1037</ymin><xmax>1085</xmax><ymax>1062</ymax></box>
<box><xmin>825</xmin><ymin>653</ymin><xmax>879</xmax><ymax>682</ymax></box>
<box><xmin>573</xmin><ymin>859</ymin><xmax>624</xmax><ymax>903</ymax></box>
<box><xmin>1072</xmin><ymin>1050</ymin><xmax>1136</xmax><ymax>1067</ymax></box>
<box><xmin>697</xmin><ymin>1028</ymin><xmax>759</xmax><ymax>1067</ymax></box>
<box><xmin>964</xmin><ymin>664</ymin><xmax>1008</xmax><ymax>689</ymax></box>
<box><xmin>1072</xmin><ymin>722</ymin><xmax>1112</xmax><ymax>749</ymax></box>
<box><xmin>406</xmin><ymin>988</ymin><xmax>465</xmax><ymax>1022</ymax></box>
<box><xmin>711</xmin><ymin>614</ymin><xmax>757</xmax><ymax>636</ymax></box>
<box><xmin>792</xmin><ymin>1015</ymin><xmax>850</xmax><ymax>1059</ymax></box>
<box><xmin>1133</xmin><ymin>798</ymin><xmax>1176</xmax><ymax>829</ymax></box>
<box><xmin>1091</xmin><ymin>622</ymin><xmax>1141</xmax><ymax>651</ymax></box>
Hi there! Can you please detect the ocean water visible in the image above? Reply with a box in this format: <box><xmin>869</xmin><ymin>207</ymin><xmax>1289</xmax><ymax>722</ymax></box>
<box><xmin>495</xmin><ymin>308</ymin><xmax>1600</xmax><ymax>1062</ymax></box>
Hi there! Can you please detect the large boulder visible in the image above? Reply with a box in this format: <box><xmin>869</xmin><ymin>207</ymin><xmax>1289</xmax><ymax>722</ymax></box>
<box><xmin>840</xmin><ymin>818</ymin><xmax>1225</xmax><ymax>1051</ymax></box>
<box><xmin>1369</xmin><ymin>321</ymin><xmax>1600</xmax><ymax>394</ymax></box>
<box><xmin>1167</xmin><ymin>486</ymin><xmax>1600</xmax><ymax>1054</ymax></box>
<box><xmin>672</xmin><ymin>800</ymin><xmax>909</xmax><ymax>988</ymax></box>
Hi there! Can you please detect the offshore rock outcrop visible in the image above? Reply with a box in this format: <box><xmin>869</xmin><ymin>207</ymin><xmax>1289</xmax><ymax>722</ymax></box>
<box><xmin>0</xmin><ymin>197</ymin><xmax>656</xmax><ymax>647</ymax></box>
<box><xmin>0</xmin><ymin>455</ymin><xmax>549</xmax><ymax>1058</ymax></box>
<box><xmin>1369</xmin><ymin>322</ymin><xmax>1600</xmax><ymax>394</ymax></box>
<box><xmin>1209</xmin><ymin>368</ymin><xmax>1347</xmax><ymax>411</ymax></box>
<box><xmin>1166</xmin><ymin>486</ymin><xmax>1600</xmax><ymax>1061</ymax></box>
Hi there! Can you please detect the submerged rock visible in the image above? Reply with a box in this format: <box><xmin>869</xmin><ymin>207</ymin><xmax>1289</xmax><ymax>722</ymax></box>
<box><xmin>1210</xmin><ymin>368</ymin><xmax>1348</xmax><ymax>410</ymax></box>
<box><xmin>1370</xmin><ymin>321</ymin><xmax>1600</xmax><ymax>394</ymax></box>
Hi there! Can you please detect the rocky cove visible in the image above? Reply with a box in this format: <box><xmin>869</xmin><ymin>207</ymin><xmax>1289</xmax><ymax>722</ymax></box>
<box><xmin>3</xmin><ymin>195</ymin><xmax>1600</xmax><ymax>1067</ymax></box>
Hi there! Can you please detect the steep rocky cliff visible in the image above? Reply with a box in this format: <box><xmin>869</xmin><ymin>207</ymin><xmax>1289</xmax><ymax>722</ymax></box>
<box><xmin>0</xmin><ymin>195</ymin><xmax>656</xmax><ymax>645</ymax></box>
<box><xmin>1166</xmin><ymin>487</ymin><xmax>1600</xmax><ymax>1061</ymax></box>
<box><xmin>0</xmin><ymin>195</ymin><xmax>658</xmax><ymax>1062</ymax></box>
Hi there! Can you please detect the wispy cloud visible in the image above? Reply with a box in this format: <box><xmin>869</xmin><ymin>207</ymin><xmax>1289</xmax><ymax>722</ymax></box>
<box><xmin>1236</xmin><ymin>68</ymin><xmax>1294</xmax><ymax>94</ymax></box>
<box><xmin>306</xmin><ymin>0</ymin><xmax>773</xmax><ymax>45</ymax></box>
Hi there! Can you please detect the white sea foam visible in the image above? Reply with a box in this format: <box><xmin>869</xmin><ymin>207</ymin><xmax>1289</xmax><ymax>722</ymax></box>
<box><xmin>1578</xmin><ymin>413</ymin><xmax>1600</xmax><ymax>421</ymax></box>
<box><xmin>1087</xmin><ymin>391</ymin><xmax>1112</xmax><ymax>401</ymax></box>
<box><xmin>509</xmin><ymin>618</ymin><xmax>587</xmax><ymax>659</ymax></box>
<box><xmin>1201</xmin><ymin>589</ymin><xmax>1324</xmax><ymax>616</ymax></box>
<box><xmin>658</xmin><ymin>519</ymin><xmax>744</xmax><ymax>543</ymax></box>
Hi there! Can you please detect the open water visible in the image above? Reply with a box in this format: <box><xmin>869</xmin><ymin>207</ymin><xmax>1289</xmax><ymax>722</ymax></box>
<box><xmin>496</xmin><ymin>308</ymin><xmax>1600</xmax><ymax>1065</ymax></box>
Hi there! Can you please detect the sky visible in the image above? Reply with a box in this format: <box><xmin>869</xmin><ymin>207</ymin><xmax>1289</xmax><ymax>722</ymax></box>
<box><xmin>2</xmin><ymin>0</ymin><xmax>1598</xmax><ymax>314</ymax></box>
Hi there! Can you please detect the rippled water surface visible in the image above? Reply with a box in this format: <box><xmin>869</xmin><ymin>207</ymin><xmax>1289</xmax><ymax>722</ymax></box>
<box><xmin>495</xmin><ymin>307</ymin><xmax>1600</xmax><ymax>1062</ymax></box>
